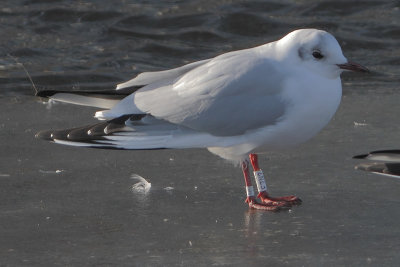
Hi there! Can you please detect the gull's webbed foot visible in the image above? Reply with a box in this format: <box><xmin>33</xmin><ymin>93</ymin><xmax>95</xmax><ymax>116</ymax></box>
<box><xmin>257</xmin><ymin>191</ymin><xmax>302</xmax><ymax>206</ymax></box>
<box><xmin>245</xmin><ymin>196</ymin><xmax>281</xmax><ymax>211</ymax></box>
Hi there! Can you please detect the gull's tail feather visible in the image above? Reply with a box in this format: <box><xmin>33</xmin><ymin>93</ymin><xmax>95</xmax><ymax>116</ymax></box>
<box><xmin>36</xmin><ymin>87</ymin><xmax>139</xmax><ymax>109</ymax></box>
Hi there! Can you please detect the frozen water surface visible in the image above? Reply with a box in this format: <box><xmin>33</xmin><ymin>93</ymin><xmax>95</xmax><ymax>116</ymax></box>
<box><xmin>1</xmin><ymin>0</ymin><xmax>400</xmax><ymax>266</ymax></box>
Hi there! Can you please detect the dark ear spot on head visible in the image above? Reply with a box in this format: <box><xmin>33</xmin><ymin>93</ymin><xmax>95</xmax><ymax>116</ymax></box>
<box><xmin>298</xmin><ymin>48</ymin><xmax>305</xmax><ymax>59</ymax></box>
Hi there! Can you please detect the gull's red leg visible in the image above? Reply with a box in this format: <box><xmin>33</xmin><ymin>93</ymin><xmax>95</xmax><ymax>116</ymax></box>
<box><xmin>249</xmin><ymin>153</ymin><xmax>302</xmax><ymax>206</ymax></box>
<box><xmin>241</xmin><ymin>160</ymin><xmax>280</xmax><ymax>211</ymax></box>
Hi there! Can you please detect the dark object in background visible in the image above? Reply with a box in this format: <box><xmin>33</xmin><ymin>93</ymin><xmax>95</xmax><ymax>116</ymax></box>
<box><xmin>354</xmin><ymin>150</ymin><xmax>400</xmax><ymax>178</ymax></box>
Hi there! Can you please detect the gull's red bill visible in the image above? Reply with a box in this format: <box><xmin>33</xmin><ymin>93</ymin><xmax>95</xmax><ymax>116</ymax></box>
<box><xmin>337</xmin><ymin>61</ymin><xmax>370</xmax><ymax>73</ymax></box>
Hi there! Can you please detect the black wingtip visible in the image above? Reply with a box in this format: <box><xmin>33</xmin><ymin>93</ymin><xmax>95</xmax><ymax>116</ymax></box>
<box><xmin>35</xmin><ymin>90</ymin><xmax>59</xmax><ymax>98</ymax></box>
<box><xmin>35</xmin><ymin>130</ymin><xmax>54</xmax><ymax>141</ymax></box>
<box><xmin>36</xmin><ymin>88</ymin><xmax>140</xmax><ymax>98</ymax></box>
<box><xmin>353</xmin><ymin>154</ymin><xmax>368</xmax><ymax>159</ymax></box>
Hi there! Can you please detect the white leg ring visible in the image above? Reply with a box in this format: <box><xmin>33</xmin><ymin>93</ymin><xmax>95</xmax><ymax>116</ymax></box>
<box><xmin>253</xmin><ymin>170</ymin><xmax>267</xmax><ymax>192</ymax></box>
<box><xmin>246</xmin><ymin>186</ymin><xmax>255</xmax><ymax>197</ymax></box>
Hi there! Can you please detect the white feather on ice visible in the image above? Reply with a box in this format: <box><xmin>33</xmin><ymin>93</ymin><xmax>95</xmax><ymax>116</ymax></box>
<box><xmin>131</xmin><ymin>174</ymin><xmax>151</xmax><ymax>194</ymax></box>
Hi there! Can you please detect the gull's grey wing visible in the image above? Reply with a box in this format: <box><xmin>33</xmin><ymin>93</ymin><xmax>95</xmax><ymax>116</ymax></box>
<box><xmin>133</xmin><ymin>48</ymin><xmax>287</xmax><ymax>136</ymax></box>
<box><xmin>116</xmin><ymin>59</ymin><xmax>210</xmax><ymax>89</ymax></box>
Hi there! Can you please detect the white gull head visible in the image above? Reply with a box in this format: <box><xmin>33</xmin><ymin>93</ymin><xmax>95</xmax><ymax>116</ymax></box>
<box><xmin>273</xmin><ymin>29</ymin><xmax>368</xmax><ymax>79</ymax></box>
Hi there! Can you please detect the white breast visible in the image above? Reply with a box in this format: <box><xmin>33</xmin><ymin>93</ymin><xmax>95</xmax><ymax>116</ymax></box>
<box><xmin>257</xmin><ymin>74</ymin><xmax>342</xmax><ymax>150</ymax></box>
<box><xmin>208</xmin><ymin>74</ymin><xmax>342</xmax><ymax>161</ymax></box>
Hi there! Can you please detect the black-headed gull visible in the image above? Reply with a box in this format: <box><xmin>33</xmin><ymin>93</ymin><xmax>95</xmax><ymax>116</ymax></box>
<box><xmin>37</xmin><ymin>29</ymin><xmax>369</xmax><ymax>211</ymax></box>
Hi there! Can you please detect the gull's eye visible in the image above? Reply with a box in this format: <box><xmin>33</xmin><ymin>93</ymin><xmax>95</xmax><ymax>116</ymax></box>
<box><xmin>312</xmin><ymin>50</ymin><xmax>324</xmax><ymax>59</ymax></box>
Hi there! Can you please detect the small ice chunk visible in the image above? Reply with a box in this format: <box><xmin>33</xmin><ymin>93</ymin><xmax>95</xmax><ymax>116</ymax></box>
<box><xmin>39</xmin><ymin>169</ymin><xmax>64</xmax><ymax>174</ymax></box>
<box><xmin>43</xmin><ymin>98</ymin><xmax>59</xmax><ymax>110</ymax></box>
<box><xmin>163</xmin><ymin>186</ymin><xmax>174</xmax><ymax>191</ymax></box>
<box><xmin>354</xmin><ymin>121</ymin><xmax>368</xmax><ymax>127</ymax></box>
<box><xmin>131</xmin><ymin>174</ymin><xmax>151</xmax><ymax>194</ymax></box>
